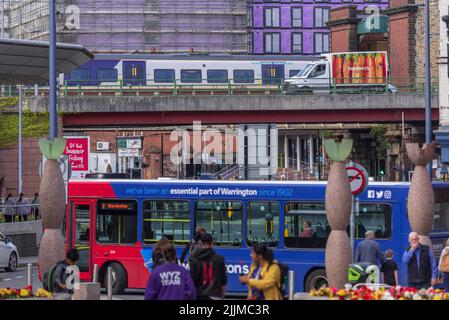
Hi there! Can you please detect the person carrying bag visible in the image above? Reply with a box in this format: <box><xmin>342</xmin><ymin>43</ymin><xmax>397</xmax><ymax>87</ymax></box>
<box><xmin>438</xmin><ymin>238</ymin><xmax>449</xmax><ymax>290</ymax></box>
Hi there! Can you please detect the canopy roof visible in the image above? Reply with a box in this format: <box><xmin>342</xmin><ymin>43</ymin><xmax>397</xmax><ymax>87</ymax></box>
<box><xmin>0</xmin><ymin>38</ymin><xmax>94</xmax><ymax>84</ymax></box>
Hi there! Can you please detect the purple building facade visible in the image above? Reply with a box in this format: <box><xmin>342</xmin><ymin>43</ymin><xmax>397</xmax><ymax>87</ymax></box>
<box><xmin>251</xmin><ymin>0</ymin><xmax>388</xmax><ymax>55</ymax></box>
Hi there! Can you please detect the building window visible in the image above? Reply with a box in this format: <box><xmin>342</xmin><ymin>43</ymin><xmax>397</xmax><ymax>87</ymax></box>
<box><xmin>247</xmin><ymin>202</ymin><xmax>279</xmax><ymax>247</ymax></box>
<box><xmin>292</xmin><ymin>32</ymin><xmax>302</xmax><ymax>53</ymax></box>
<box><xmin>264</xmin><ymin>7</ymin><xmax>280</xmax><ymax>28</ymax></box>
<box><xmin>264</xmin><ymin>33</ymin><xmax>281</xmax><ymax>54</ymax></box>
<box><xmin>207</xmin><ymin>69</ymin><xmax>229</xmax><ymax>83</ymax></box>
<box><xmin>314</xmin><ymin>7</ymin><xmax>330</xmax><ymax>28</ymax></box>
<box><xmin>154</xmin><ymin>69</ymin><xmax>175</xmax><ymax>83</ymax></box>
<box><xmin>233</xmin><ymin>70</ymin><xmax>255</xmax><ymax>83</ymax></box>
<box><xmin>142</xmin><ymin>200</ymin><xmax>191</xmax><ymax>244</ymax></box>
<box><xmin>181</xmin><ymin>69</ymin><xmax>202</xmax><ymax>83</ymax></box>
<box><xmin>314</xmin><ymin>33</ymin><xmax>330</xmax><ymax>53</ymax></box>
<box><xmin>96</xmin><ymin>200</ymin><xmax>138</xmax><ymax>244</ymax></box>
<box><xmin>96</xmin><ymin>68</ymin><xmax>118</xmax><ymax>82</ymax></box>
<box><xmin>291</xmin><ymin>7</ymin><xmax>302</xmax><ymax>27</ymax></box>
<box><xmin>194</xmin><ymin>201</ymin><xmax>243</xmax><ymax>246</ymax></box>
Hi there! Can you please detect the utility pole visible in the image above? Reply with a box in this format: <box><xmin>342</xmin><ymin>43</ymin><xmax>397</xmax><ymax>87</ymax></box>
<box><xmin>49</xmin><ymin>0</ymin><xmax>57</xmax><ymax>140</ymax></box>
<box><xmin>1</xmin><ymin>0</ymin><xmax>4</xmax><ymax>38</ymax></box>
<box><xmin>424</xmin><ymin>0</ymin><xmax>432</xmax><ymax>178</ymax></box>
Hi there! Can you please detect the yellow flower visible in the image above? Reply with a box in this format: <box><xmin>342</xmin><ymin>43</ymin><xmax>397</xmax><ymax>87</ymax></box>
<box><xmin>19</xmin><ymin>289</ymin><xmax>30</xmax><ymax>297</ymax></box>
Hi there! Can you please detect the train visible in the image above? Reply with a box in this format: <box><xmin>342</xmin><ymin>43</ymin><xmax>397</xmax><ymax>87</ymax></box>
<box><xmin>63</xmin><ymin>54</ymin><xmax>319</xmax><ymax>87</ymax></box>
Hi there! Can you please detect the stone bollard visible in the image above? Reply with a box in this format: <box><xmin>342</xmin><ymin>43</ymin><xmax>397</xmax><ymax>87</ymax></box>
<box><xmin>73</xmin><ymin>283</ymin><xmax>101</xmax><ymax>300</ymax></box>
<box><xmin>406</xmin><ymin>142</ymin><xmax>436</xmax><ymax>247</ymax></box>
<box><xmin>324</xmin><ymin>138</ymin><xmax>353</xmax><ymax>289</ymax></box>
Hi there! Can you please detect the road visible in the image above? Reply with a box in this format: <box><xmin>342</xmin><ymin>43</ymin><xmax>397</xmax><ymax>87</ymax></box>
<box><xmin>0</xmin><ymin>266</ymin><xmax>144</xmax><ymax>299</ymax></box>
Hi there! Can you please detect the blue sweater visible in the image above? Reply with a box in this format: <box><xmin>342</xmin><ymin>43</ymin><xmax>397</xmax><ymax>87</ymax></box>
<box><xmin>144</xmin><ymin>262</ymin><xmax>197</xmax><ymax>300</ymax></box>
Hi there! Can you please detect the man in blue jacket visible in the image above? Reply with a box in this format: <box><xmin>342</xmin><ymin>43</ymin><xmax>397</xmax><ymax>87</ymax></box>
<box><xmin>402</xmin><ymin>232</ymin><xmax>438</xmax><ymax>289</ymax></box>
<box><xmin>145</xmin><ymin>244</ymin><xmax>196</xmax><ymax>300</ymax></box>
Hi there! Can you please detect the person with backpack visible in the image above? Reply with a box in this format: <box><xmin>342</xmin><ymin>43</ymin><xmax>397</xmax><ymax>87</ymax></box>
<box><xmin>239</xmin><ymin>244</ymin><xmax>283</xmax><ymax>300</ymax></box>
<box><xmin>189</xmin><ymin>233</ymin><xmax>227</xmax><ymax>300</ymax></box>
<box><xmin>180</xmin><ymin>226</ymin><xmax>206</xmax><ymax>265</ymax></box>
<box><xmin>144</xmin><ymin>244</ymin><xmax>197</xmax><ymax>300</ymax></box>
<box><xmin>44</xmin><ymin>249</ymin><xmax>79</xmax><ymax>295</ymax></box>
<box><xmin>438</xmin><ymin>238</ymin><xmax>449</xmax><ymax>290</ymax></box>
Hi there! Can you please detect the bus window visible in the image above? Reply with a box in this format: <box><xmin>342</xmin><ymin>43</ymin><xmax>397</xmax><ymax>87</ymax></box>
<box><xmin>142</xmin><ymin>200</ymin><xmax>190</xmax><ymax>245</ymax></box>
<box><xmin>96</xmin><ymin>200</ymin><xmax>137</xmax><ymax>244</ymax></box>
<box><xmin>195</xmin><ymin>201</ymin><xmax>243</xmax><ymax>247</ymax></box>
<box><xmin>284</xmin><ymin>202</ymin><xmax>328</xmax><ymax>249</ymax></box>
<box><xmin>356</xmin><ymin>203</ymin><xmax>391</xmax><ymax>239</ymax></box>
<box><xmin>247</xmin><ymin>202</ymin><xmax>279</xmax><ymax>247</ymax></box>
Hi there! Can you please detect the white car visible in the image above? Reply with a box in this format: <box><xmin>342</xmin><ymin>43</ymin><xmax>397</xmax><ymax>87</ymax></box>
<box><xmin>0</xmin><ymin>232</ymin><xmax>18</xmax><ymax>272</ymax></box>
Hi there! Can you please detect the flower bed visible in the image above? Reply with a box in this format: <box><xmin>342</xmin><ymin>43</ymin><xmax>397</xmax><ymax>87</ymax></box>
<box><xmin>0</xmin><ymin>286</ymin><xmax>52</xmax><ymax>299</ymax></box>
<box><xmin>310</xmin><ymin>285</ymin><xmax>449</xmax><ymax>300</ymax></box>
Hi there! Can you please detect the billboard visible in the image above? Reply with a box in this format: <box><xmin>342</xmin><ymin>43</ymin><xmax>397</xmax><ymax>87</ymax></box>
<box><xmin>64</xmin><ymin>136</ymin><xmax>90</xmax><ymax>179</ymax></box>
<box><xmin>332</xmin><ymin>52</ymin><xmax>387</xmax><ymax>85</ymax></box>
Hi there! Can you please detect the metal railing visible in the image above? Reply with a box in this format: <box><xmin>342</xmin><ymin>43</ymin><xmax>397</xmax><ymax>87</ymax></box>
<box><xmin>0</xmin><ymin>200</ymin><xmax>40</xmax><ymax>223</ymax></box>
<box><xmin>0</xmin><ymin>77</ymin><xmax>439</xmax><ymax>98</ymax></box>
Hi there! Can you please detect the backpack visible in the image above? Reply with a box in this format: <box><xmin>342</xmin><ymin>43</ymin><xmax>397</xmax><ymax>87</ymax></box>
<box><xmin>42</xmin><ymin>263</ymin><xmax>60</xmax><ymax>293</ymax></box>
<box><xmin>272</xmin><ymin>262</ymin><xmax>289</xmax><ymax>296</ymax></box>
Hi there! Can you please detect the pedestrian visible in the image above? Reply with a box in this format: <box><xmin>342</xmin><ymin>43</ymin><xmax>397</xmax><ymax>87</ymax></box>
<box><xmin>52</xmin><ymin>249</ymin><xmax>79</xmax><ymax>295</ymax></box>
<box><xmin>380</xmin><ymin>249</ymin><xmax>398</xmax><ymax>286</ymax></box>
<box><xmin>180</xmin><ymin>226</ymin><xmax>206</xmax><ymax>265</ymax></box>
<box><xmin>152</xmin><ymin>237</ymin><xmax>171</xmax><ymax>271</ymax></box>
<box><xmin>189</xmin><ymin>233</ymin><xmax>227</xmax><ymax>300</ymax></box>
<box><xmin>31</xmin><ymin>193</ymin><xmax>39</xmax><ymax>220</ymax></box>
<box><xmin>438</xmin><ymin>238</ymin><xmax>449</xmax><ymax>290</ymax></box>
<box><xmin>144</xmin><ymin>244</ymin><xmax>196</xmax><ymax>300</ymax></box>
<box><xmin>402</xmin><ymin>232</ymin><xmax>438</xmax><ymax>289</ymax></box>
<box><xmin>16</xmin><ymin>193</ymin><xmax>30</xmax><ymax>221</ymax></box>
<box><xmin>355</xmin><ymin>230</ymin><xmax>385</xmax><ymax>267</ymax></box>
<box><xmin>3</xmin><ymin>194</ymin><xmax>15</xmax><ymax>223</ymax></box>
<box><xmin>300</xmin><ymin>220</ymin><xmax>314</xmax><ymax>238</ymax></box>
<box><xmin>239</xmin><ymin>243</ymin><xmax>282</xmax><ymax>300</ymax></box>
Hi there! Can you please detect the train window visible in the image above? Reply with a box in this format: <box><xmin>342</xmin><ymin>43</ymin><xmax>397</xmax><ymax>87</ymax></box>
<box><xmin>356</xmin><ymin>203</ymin><xmax>391</xmax><ymax>239</ymax></box>
<box><xmin>181</xmin><ymin>69</ymin><xmax>202</xmax><ymax>83</ymax></box>
<box><xmin>142</xmin><ymin>200</ymin><xmax>190</xmax><ymax>245</ymax></box>
<box><xmin>154</xmin><ymin>69</ymin><xmax>175</xmax><ymax>83</ymax></box>
<box><xmin>96</xmin><ymin>68</ymin><xmax>118</xmax><ymax>82</ymax></box>
<box><xmin>289</xmin><ymin>70</ymin><xmax>301</xmax><ymax>77</ymax></box>
<box><xmin>233</xmin><ymin>70</ymin><xmax>255</xmax><ymax>83</ymax></box>
<box><xmin>69</xmin><ymin>69</ymin><xmax>90</xmax><ymax>81</ymax></box>
<box><xmin>194</xmin><ymin>201</ymin><xmax>243</xmax><ymax>247</ymax></box>
<box><xmin>207</xmin><ymin>69</ymin><xmax>228</xmax><ymax>83</ymax></box>
<box><xmin>247</xmin><ymin>202</ymin><xmax>279</xmax><ymax>247</ymax></box>
<box><xmin>96</xmin><ymin>200</ymin><xmax>137</xmax><ymax>244</ymax></box>
<box><xmin>284</xmin><ymin>202</ymin><xmax>328</xmax><ymax>249</ymax></box>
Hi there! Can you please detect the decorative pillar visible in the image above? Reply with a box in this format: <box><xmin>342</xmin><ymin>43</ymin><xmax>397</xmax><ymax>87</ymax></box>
<box><xmin>324</xmin><ymin>138</ymin><xmax>353</xmax><ymax>289</ymax></box>
<box><xmin>296</xmin><ymin>136</ymin><xmax>301</xmax><ymax>172</ymax></box>
<box><xmin>406</xmin><ymin>142</ymin><xmax>436</xmax><ymax>246</ymax></box>
<box><xmin>284</xmin><ymin>135</ymin><xmax>289</xmax><ymax>169</ymax></box>
<box><xmin>309</xmin><ymin>136</ymin><xmax>314</xmax><ymax>174</ymax></box>
<box><xmin>38</xmin><ymin>137</ymin><xmax>67</xmax><ymax>276</ymax></box>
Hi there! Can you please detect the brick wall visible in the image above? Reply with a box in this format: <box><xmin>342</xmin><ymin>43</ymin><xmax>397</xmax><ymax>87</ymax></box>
<box><xmin>0</xmin><ymin>138</ymin><xmax>42</xmax><ymax>198</ymax></box>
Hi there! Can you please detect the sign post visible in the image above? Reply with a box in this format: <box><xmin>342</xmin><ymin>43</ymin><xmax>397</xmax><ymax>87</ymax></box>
<box><xmin>64</xmin><ymin>136</ymin><xmax>90</xmax><ymax>178</ymax></box>
<box><xmin>346</xmin><ymin>161</ymin><xmax>369</xmax><ymax>262</ymax></box>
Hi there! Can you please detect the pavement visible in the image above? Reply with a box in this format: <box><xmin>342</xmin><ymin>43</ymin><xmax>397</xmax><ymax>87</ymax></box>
<box><xmin>18</xmin><ymin>256</ymin><xmax>38</xmax><ymax>268</ymax></box>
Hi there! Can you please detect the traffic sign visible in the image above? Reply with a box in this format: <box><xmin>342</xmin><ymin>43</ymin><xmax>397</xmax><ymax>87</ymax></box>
<box><xmin>346</xmin><ymin>161</ymin><xmax>369</xmax><ymax>195</ymax></box>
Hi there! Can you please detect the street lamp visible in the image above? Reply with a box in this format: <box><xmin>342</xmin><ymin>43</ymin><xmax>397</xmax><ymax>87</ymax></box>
<box><xmin>49</xmin><ymin>0</ymin><xmax>57</xmax><ymax>140</ymax></box>
<box><xmin>424</xmin><ymin>0</ymin><xmax>432</xmax><ymax>177</ymax></box>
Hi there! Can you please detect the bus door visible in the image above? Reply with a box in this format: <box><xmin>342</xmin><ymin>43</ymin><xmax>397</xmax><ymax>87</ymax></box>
<box><xmin>123</xmin><ymin>61</ymin><xmax>146</xmax><ymax>85</ymax></box>
<box><xmin>69</xmin><ymin>201</ymin><xmax>93</xmax><ymax>280</ymax></box>
<box><xmin>262</xmin><ymin>64</ymin><xmax>285</xmax><ymax>85</ymax></box>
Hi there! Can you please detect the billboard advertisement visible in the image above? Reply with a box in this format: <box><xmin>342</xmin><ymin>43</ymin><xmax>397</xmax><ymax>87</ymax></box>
<box><xmin>332</xmin><ymin>52</ymin><xmax>387</xmax><ymax>85</ymax></box>
<box><xmin>64</xmin><ymin>136</ymin><xmax>90</xmax><ymax>179</ymax></box>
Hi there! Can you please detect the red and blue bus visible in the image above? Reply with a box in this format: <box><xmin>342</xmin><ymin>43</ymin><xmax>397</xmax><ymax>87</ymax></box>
<box><xmin>65</xmin><ymin>179</ymin><xmax>449</xmax><ymax>295</ymax></box>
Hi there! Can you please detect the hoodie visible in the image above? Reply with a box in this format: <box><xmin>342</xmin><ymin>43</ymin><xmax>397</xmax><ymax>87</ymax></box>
<box><xmin>189</xmin><ymin>248</ymin><xmax>227</xmax><ymax>299</ymax></box>
<box><xmin>144</xmin><ymin>262</ymin><xmax>197</xmax><ymax>300</ymax></box>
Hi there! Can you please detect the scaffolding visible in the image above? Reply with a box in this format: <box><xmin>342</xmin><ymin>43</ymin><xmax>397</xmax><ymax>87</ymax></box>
<box><xmin>3</xmin><ymin>0</ymin><xmax>250</xmax><ymax>54</ymax></box>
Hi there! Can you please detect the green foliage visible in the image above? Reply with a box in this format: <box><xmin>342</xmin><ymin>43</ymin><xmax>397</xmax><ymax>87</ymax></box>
<box><xmin>38</xmin><ymin>137</ymin><xmax>67</xmax><ymax>159</ymax></box>
<box><xmin>324</xmin><ymin>139</ymin><xmax>353</xmax><ymax>162</ymax></box>
<box><xmin>0</xmin><ymin>97</ymin><xmax>19</xmax><ymax>111</ymax></box>
<box><xmin>0</xmin><ymin>113</ymin><xmax>49</xmax><ymax>148</ymax></box>
<box><xmin>320</xmin><ymin>130</ymin><xmax>334</xmax><ymax>139</ymax></box>
<box><xmin>369</xmin><ymin>125</ymin><xmax>390</xmax><ymax>158</ymax></box>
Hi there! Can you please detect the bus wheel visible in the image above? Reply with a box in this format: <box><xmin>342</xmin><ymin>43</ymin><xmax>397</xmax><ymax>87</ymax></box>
<box><xmin>103</xmin><ymin>262</ymin><xmax>127</xmax><ymax>295</ymax></box>
<box><xmin>304</xmin><ymin>269</ymin><xmax>328</xmax><ymax>292</ymax></box>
